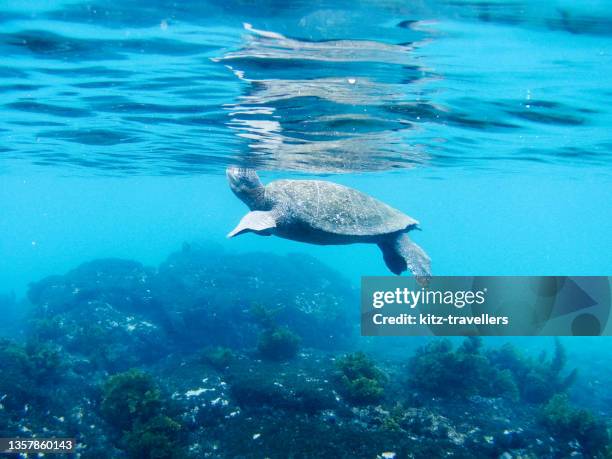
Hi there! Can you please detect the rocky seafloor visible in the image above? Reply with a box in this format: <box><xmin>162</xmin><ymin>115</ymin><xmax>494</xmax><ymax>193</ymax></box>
<box><xmin>0</xmin><ymin>243</ymin><xmax>610</xmax><ymax>458</ymax></box>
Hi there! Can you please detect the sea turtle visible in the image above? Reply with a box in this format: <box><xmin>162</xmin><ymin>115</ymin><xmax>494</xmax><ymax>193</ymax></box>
<box><xmin>226</xmin><ymin>167</ymin><xmax>431</xmax><ymax>285</ymax></box>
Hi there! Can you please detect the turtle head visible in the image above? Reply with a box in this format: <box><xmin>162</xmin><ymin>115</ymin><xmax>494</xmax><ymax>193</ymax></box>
<box><xmin>227</xmin><ymin>167</ymin><xmax>265</xmax><ymax>209</ymax></box>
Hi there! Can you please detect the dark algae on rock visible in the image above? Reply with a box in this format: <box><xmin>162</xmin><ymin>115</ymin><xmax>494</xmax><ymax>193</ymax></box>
<box><xmin>257</xmin><ymin>325</ymin><xmax>301</xmax><ymax>361</ymax></box>
<box><xmin>408</xmin><ymin>336</ymin><xmax>583</xmax><ymax>405</ymax></box>
<box><xmin>409</xmin><ymin>337</ymin><xmax>519</xmax><ymax>400</ymax></box>
<box><xmin>488</xmin><ymin>337</ymin><xmax>578</xmax><ymax>404</ymax></box>
<box><xmin>336</xmin><ymin>352</ymin><xmax>387</xmax><ymax>405</ymax></box>
<box><xmin>101</xmin><ymin>370</ymin><xmax>185</xmax><ymax>458</ymax></box>
<box><xmin>539</xmin><ymin>394</ymin><xmax>610</xmax><ymax>457</ymax></box>
<box><xmin>1</xmin><ymin>244</ymin><xmax>610</xmax><ymax>458</ymax></box>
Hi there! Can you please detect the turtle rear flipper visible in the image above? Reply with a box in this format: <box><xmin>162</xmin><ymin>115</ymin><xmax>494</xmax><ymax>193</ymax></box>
<box><xmin>378</xmin><ymin>233</ymin><xmax>431</xmax><ymax>286</ymax></box>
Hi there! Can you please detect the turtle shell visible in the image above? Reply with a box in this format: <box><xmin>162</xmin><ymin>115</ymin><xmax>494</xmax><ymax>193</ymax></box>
<box><xmin>265</xmin><ymin>179</ymin><xmax>417</xmax><ymax>237</ymax></box>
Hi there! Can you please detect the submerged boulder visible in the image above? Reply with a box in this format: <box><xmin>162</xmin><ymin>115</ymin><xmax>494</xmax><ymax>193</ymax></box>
<box><xmin>28</xmin><ymin>259</ymin><xmax>158</xmax><ymax>316</ymax></box>
<box><xmin>24</xmin><ymin>244</ymin><xmax>356</xmax><ymax>373</ymax></box>
<box><xmin>27</xmin><ymin>259</ymin><xmax>170</xmax><ymax>372</ymax></box>
<box><xmin>152</xmin><ymin>243</ymin><xmax>356</xmax><ymax>350</ymax></box>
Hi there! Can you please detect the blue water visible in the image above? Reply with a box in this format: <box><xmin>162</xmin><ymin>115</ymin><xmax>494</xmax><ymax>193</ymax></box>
<box><xmin>1</xmin><ymin>0</ymin><xmax>610</xmax><ymax>291</ymax></box>
<box><xmin>0</xmin><ymin>1</ymin><xmax>611</xmax><ymax>456</ymax></box>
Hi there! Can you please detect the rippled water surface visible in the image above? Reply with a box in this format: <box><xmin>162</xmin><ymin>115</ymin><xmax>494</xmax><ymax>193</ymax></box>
<box><xmin>2</xmin><ymin>0</ymin><xmax>612</xmax><ymax>174</ymax></box>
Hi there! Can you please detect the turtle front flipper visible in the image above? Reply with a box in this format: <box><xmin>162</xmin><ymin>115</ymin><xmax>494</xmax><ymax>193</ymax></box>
<box><xmin>378</xmin><ymin>233</ymin><xmax>431</xmax><ymax>286</ymax></box>
<box><xmin>227</xmin><ymin>211</ymin><xmax>277</xmax><ymax>238</ymax></box>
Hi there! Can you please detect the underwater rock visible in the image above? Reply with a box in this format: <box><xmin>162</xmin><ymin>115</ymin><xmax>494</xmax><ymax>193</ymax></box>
<box><xmin>27</xmin><ymin>259</ymin><xmax>170</xmax><ymax>372</ymax></box>
<box><xmin>1</xmin><ymin>333</ymin><xmax>604</xmax><ymax>458</ymax></box>
<box><xmin>0</xmin><ymin>338</ymin><xmax>97</xmax><ymax>446</ymax></box>
<box><xmin>28</xmin><ymin>297</ymin><xmax>170</xmax><ymax>373</ymax></box>
<box><xmin>23</xmin><ymin>243</ymin><xmax>355</xmax><ymax>376</ymax></box>
<box><xmin>11</xmin><ymin>246</ymin><xmax>608</xmax><ymax>458</ymax></box>
<box><xmin>25</xmin><ymin>244</ymin><xmax>356</xmax><ymax>365</ymax></box>
<box><xmin>28</xmin><ymin>259</ymin><xmax>158</xmax><ymax>315</ymax></box>
<box><xmin>0</xmin><ymin>291</ymin><xmax>21</xmax><ymax>337</ymax></box>
<box><xmin>227</xmin><ymin>350</ymin><xmax>339</xmax><ymax>414</ymax></box>
<box><xmin>152</xmin><ymin>243</ymin><xmax>355</xmax><ymax>350</ymax></box>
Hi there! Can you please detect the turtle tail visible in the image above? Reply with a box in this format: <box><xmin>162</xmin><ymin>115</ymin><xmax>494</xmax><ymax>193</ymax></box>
<box><xmin>378</xmin><ymin>232</ymin><xmax>431</xmax><ymax>286</ymax></box>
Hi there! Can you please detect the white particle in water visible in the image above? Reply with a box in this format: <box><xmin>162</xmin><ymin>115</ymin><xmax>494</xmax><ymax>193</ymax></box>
<box><xmin>185</xmin><ymin>387</ymin><xmax>212</xmax><ymax>397</ymax></box>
